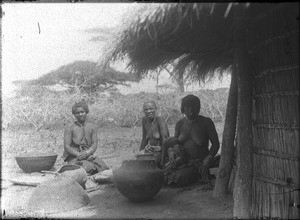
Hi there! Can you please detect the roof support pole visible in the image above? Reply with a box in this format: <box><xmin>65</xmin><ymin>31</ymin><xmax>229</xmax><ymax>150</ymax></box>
<box><xmin>213</xmin><ymin>62</ymin><xmax>238</xmax><ymax>198</ymax></box>
<box><xmin>232</xmin><ymin>5</ymin><xmax>254</xmax><ymax>219</ymax></box>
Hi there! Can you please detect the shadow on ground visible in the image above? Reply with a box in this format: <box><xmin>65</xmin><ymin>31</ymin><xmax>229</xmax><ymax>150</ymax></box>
<box><xmin>48</xmin><ymin>183</ymin><xmax>233</xmax><ymax>219</ymax></box>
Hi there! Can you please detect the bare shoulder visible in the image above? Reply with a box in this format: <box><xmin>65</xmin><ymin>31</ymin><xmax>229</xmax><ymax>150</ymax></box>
<box><xmin>65</xmin><ymin>123</ymin><xmax>75</xmax><ymax>131</ymax></box>
<box><xmin>142</xmin><ymin>116</ymin><xmax>147</xmax><ymax>122</ymax></box>
<box><xmin>175</xmin><ymin>118</ymin><xmax>185</xmax><ymax>127</ymax></box>
<box><xmin>141</xmin><ymin>116</ymin><xmax>148</xmax><ymax>125</ymax></box>
<box><xmin>198</xmin><ymin>115</ymin><xmax>214</xmax><ymax>126</ymax></box>
<box><xmin>156</xmin><ymin>115</ymin><xmax>167</xmax><ymax>124</ymax></box>
<box><xmin>86</xmin><ymin>122</ymin><xmax>98</xmax><ymax>130</ymax></box>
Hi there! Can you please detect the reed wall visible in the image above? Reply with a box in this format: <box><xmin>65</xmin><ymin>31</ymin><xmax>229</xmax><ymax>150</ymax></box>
<box><xmin>248</xmin><ymin>3</ymin><xmax>299</xmax><ymax>219</ymax></box>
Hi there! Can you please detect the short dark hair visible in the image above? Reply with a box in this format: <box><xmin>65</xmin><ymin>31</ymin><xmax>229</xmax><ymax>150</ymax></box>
<box><xmin>181</xmin><ymin>94</ymin><xmax>201</xmax><ymax>114</ymax></box>
<box><xmin>72</xmin><ymin>101</ymin><xmax>89</xmax><ymax>114</ymax></box>
<box><xmin>143</xmin><ymin>100</ymin><xmax>157</xmax><ymax>109</ymax></box>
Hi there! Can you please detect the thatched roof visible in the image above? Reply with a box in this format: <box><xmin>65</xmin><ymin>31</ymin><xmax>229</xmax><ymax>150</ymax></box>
<box><xmin>103</xmin><ymin>3</ymin><xmax>289</xmax><ymax>81</ymax></box>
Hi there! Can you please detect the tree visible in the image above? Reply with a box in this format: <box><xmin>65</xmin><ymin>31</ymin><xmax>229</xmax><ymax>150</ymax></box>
<box><xmin>13</xmin><ymin>80</ymin><xmax>55</xmax><ymax>99</ymax></box>
<box><xmin>164</xmin><ymin>61</ymin><xmax>193</xmax><ymax>93</ymax></box>
<box><xmin>23</xmin><ymin>61</ymin><xmax>138</xmax><ymax>94</ymax></box>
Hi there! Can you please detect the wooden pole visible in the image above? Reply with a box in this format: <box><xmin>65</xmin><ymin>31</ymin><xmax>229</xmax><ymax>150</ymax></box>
<box><xmin>213</xmin><ymin>63</ymin><xmax>238</xmax><ymax>197</ymax></box>
<box><xmin>178</xmin><ymin>70</ymin><xmax>185</xmax><ymax>93</ymax></box>
<box><xmin>232</xmin><ymin>5</ymin><xmax>254</xmax><ymax>219</ymax></box>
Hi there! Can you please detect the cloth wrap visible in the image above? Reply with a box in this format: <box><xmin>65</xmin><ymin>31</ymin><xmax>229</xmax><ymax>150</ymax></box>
<box><xmin>63</xmin><ymin>122</ymin><xmax>108</xmax><ymax>175</ymax></box>
<box><xmin>163</xmin><ymin>137</ymin><xmax>220</xmax><ymax>187</ymax></box>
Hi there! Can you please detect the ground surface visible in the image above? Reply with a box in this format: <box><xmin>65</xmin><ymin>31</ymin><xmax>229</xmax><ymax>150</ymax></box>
<box><xmin>1</xmin><ymin>124</ymin><xmax>233</xmax><ymax>219</ymax></box>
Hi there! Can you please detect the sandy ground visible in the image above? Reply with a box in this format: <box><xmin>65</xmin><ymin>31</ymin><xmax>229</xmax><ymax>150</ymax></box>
<box><xmin>2</xmin><ymin>185</ymin><xmax>233</xmax><ymax>219</ymax></box>
<box><xmin>1</xmin><ymin>157</ymin><xmax>233</xmax><ymax>219</ymax></box>
<box><xmin>1</xmin><ymin>126</ymin><xmax>232</xmax><ymax>219</ymax></box>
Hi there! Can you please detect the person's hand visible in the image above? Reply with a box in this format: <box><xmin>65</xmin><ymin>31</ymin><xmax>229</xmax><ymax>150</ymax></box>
<box><xmin>145</xmin><ymin>145</ymin><xmax>154</xmax><ymax>152</ymax></box>
<box><xmin>135</xmin><ymin>149</ymin><xmax>145</xmax><ymax>159</ymax></box>
<box><xmin>168</xmin><ymin>154</ymin><xmax>175</xmax><ymax>166</ymax></box>
<box><xmin>137</xmin><ymin>149</ymin><xmax>145</xmax><ymax>155</ymax></box>
<box><xmin>87</xmin><ymin>155</ymin><xmax>96</xmax><ymax>161</ymax></box>
<box><xmin>164</xmin><ymin>137</ymin><xmax>179</xmax><ymax>149</ymax></box>
<box><xmin>202</xmin><ymin>154</ymin><xmax>213</xmax><ymax>167</ymax></box>
<box><xmin>77</xmin><ymin>151</ymin><xmax>89</xmax><ymax>160</ymax></box>
<box><xmin>199</xmin><ymin>165</ymin><xmax>210</xmax><ymax>183</ymax></box>
<box><xmin>145</xmin><ymin>145</ymin><xmax>161</xmax><ymax>152</ymax></box>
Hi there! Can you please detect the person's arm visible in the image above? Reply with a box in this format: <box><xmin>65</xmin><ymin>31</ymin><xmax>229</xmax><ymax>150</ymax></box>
<box><xmin>174</xmin><ymin>120</ymin><xmax>180</xmax><ymax>139</ymax></box>
<box><xmin>202</xmin><ymin>118</ymin><xmax>220</xmax><ymax>166</ymax></box>
<box><xmin>64</xmin><ymin>125</ymin><xmax>80</xmax><ymax>157</ymax></box>
<box><xmin>161</xmin><ymin>121</ymin><xmax>181</xmax><ymax>166</ymax></box>
<box><xmin>173</xmin><ymin>120</ymin><xmax>183</xmax><ymax>145</ymax></box>
<box><xmin>87</xmin><ymin>124</ymin><xmax>98</xmax><ymax>156</ymax></box>
<box><xmin>157</xmin><ymin>116</ymin><xmax>169</xmax><ymax>142</ymax></box>
<box><xmin>140</xmin><ymin>118</ymin><xmax>147</xmax><ymax>151</ymax></box>
<box><xmin>78</xmin><ymin>124</ymin><xmax>98</xmax><ymax>160</ymax></box>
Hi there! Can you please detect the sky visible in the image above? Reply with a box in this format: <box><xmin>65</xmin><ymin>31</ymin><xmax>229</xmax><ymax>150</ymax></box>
<box><xmin>1</xmin><ymin>3</ymin><xmax>230</xmax><ymax>98</ymax></box>
<box><xmin>1</xmin><ymin>3</ymin><xmax>135</xmax><ymax>97</ymax></box>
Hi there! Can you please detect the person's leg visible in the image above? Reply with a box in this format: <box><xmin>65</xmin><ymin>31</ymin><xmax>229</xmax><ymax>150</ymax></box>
<box><xmin>198</xmin><ymin>154</ymin><xmax>221</xmax><ymax>183</ymax></box>
<box><xmin>92</xmin><ymin>157</ymin><xmax>109</xmax><ymax>173</ymax></box>
<box><xmin>161</xmin><ymin>137</ymin><xmax>179</xmax><ymax>166</ymax></box>
<box><xmin>164</xmin><ymin>165</ymin><xmax>199</xmax><ymax>187</ymax></box>
<box><xmin>208</xmin><ymin>154</ymin><xmax>220</xmax><ymax>168</ymax></box>
<box><xmin>165</xmin><ymin>144</ymin><xmax>187</xmax><ymax>168</ymax></box>
<box><xmin>154</xmin><ymin>152</ymin><xmax>162</xmax><ymax>169</ymax></box>
<box><xmin>66</xmin><ymin>156</ymin><xmax>78</xmax><ymax>164</ymax></box>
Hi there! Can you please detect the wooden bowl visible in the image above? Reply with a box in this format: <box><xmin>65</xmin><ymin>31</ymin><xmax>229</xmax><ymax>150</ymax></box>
<box><xmin>15</xmin><ymin>154</ymin><xmax>58</xmax><ymax>173</ymax></box>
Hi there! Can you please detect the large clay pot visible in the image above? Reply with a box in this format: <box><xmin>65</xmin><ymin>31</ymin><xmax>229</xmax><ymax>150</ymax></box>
<box><xmin>113</xmin><ymin>159</ymin><xmax>164</xmax><ymax>202</ymax></box>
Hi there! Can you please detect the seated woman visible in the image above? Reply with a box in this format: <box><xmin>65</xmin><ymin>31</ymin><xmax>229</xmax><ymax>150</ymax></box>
<box><xmin>139</xmin><ymin>101</ymin><xmax>169</xmax><ymax>168</ymax></box>
<box><xmin>63</xmin><ymin>101</ymin><xmax>109</xmax><ymax>175</ymax></box>
<box><xmin>162</xmin><ymin>94</ymin><xmax>220</xmax><ymax>187</ymax></box>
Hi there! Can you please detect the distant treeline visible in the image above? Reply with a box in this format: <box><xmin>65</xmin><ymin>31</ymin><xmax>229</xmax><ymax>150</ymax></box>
<box><xmin>2</xmin><ymin>88</ymin><xmax>228</xmax><ymax>131</ymax></box>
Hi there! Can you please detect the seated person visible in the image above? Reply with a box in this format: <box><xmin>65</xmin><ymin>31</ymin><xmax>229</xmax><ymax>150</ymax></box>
<box><xmin>139</xmin><ymin>101</ymin><xmax>169</xmax><ymax>167</ymax></box>
<box><xmin>63</xmin><ymin>101</ymin><xmax>109</xmax><ymax>175</ymax></box>
<box><xmin>162</xmin><ymin>94</ymin><xmax>220</xmax><ymax>187</ymax></box>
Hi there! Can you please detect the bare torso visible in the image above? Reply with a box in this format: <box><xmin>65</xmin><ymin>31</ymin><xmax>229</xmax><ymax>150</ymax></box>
<box><xmin>175</xmin><ymin>116</ymin><xmax>217</xmax><ymax>161</ymax></box>
<box><xmin>140</xmin><ymin>116</ymin><xmax>169</xmax><ymax>150</ymax></box>
<box><xmin>70</xmin><ymin>122</ymin><xmax>95</xmax><ymax>146</ymax></box>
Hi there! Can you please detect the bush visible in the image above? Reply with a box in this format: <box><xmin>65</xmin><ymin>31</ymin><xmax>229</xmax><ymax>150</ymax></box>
<box><xmin>2</xmin><ymin>89</ymin><xmax>228</xmax><ymax>131</ymax></box>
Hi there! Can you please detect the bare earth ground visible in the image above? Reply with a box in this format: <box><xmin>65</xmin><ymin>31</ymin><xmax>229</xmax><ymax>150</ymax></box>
<box><xmin>1</xmin><ymin>124</ymin><xmax>233</xmax><ymax>219</ymax></box>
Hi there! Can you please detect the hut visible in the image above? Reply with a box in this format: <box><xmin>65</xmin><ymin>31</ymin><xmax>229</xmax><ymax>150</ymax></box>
<box><xmin>103</xmin><ymin>3</ymin><xmax>299</xmax><ymax>219</ymax></box>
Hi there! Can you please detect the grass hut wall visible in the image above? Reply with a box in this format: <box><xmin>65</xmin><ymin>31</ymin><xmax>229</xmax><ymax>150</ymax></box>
<box><xmin>248</xmin><ymin>3</ymin><xmax>299</xmax><ymax>219</ymax></box>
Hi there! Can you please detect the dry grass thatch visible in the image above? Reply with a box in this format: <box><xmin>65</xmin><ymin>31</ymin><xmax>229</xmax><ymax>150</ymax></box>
<box><xmin>103</xmin><ymin>3</ymin><xmax>286</xmax><ymax>81</ymax></box>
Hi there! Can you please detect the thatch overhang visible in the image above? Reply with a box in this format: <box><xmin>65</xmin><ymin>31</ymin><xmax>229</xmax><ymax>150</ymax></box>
<box><xmin>106</xmin><ymin>3</ymin><xmax>280</xmax><ymax>81</ymax></box>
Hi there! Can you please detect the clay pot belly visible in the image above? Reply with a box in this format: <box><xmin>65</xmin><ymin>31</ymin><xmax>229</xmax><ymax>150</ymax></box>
<box><xmin>113</xmin><ymin>160</ymin><xmax>164</xmax><ymax>202</ymax></box>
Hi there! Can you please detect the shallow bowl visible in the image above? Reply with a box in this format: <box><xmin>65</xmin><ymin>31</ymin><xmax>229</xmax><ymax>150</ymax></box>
<box><xmin>15</xmin><ymin>154</ymin><xmax>58</xmax><ymax>173</ymax></box>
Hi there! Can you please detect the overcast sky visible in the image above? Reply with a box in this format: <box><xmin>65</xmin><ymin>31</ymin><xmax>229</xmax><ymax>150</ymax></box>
<box><xmin>1</xmin><ymin>3</ymin><xmax>136</xmax><ymax>97</ymax></box>
<box><xmin>1</xmin><ymin>3</ymin><xmax>230</xmax><ymax>97</ymax></box>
